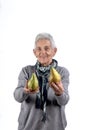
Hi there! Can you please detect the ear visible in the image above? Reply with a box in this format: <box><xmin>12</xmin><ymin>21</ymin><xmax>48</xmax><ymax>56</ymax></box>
<box><xmin>53</xmin><ymin>48</ymin><xmax>57</xmax><ymax>56</ymax></box>
<box><xmin>33</xmin><ymin>49</ymin><xmax>36</xmax><ymax>56</ymax></box>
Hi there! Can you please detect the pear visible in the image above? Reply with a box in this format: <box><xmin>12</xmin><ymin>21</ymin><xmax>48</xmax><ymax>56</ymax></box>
<box><xmin>27</xmin><ymin>73</ymin><xmax>39</xmax><ymax>91</ymax></box>
<box><xmin>49</xmin><ymin>67</ymin><xmax>61</xmax><ymax>83</ymax></box>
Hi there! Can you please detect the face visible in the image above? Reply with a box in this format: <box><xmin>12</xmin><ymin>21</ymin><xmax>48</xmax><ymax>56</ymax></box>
<box><xmin>33</xmin><ymin>39</ymin><xmax>57</xmax><ymax>66</ymax></box>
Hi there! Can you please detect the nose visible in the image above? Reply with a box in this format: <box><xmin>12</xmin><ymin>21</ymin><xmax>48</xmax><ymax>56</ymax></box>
<box><xmin>41</xmin><ymin>49</ymin><xmax>46</xmax><ymax>54</ymax></box>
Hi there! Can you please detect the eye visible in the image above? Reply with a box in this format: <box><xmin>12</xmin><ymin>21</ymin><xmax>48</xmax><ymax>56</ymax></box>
<box><xmin>44</xmin><ymin>47</ymin><xmax>50</xmax><ymax>51</ymax></box>
<box><xmin>36</xmin><ymin>47</ymin><xmax>41</xmax><ymax>51</ymax></box>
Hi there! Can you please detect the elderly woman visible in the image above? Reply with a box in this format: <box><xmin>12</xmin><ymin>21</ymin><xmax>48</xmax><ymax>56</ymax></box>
<box><xmin>14</xmin><ymin>33</ymin><xmax>70</xmax><ymax>130</ymax></box>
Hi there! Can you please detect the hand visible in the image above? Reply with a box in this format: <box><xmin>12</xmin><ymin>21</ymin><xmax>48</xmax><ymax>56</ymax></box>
<box><xmin>24</xmin><ymin>81</ymin><xmax>39</xmax><ymax>94</ymax></box>
<box><xmin>50</xmin><ymin>81</ymin><xmax>64</xmax><ymax>96</ymax></box>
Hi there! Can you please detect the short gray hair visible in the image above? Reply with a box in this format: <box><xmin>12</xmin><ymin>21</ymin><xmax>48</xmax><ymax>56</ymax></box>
<box><xmin>34</xmin><ymin>33</ymin><xmax>56</xmax><ymax>48</ymax></box>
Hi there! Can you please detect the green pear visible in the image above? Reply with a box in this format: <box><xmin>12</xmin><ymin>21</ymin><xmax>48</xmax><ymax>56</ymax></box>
<box><xmin>28</xmin><ymin>73</ymin><xmax>39</xmax><ymax>91</ymax></box>
<box><xmin>49</xmin><ymin>67</ymin><xmax>61</xmax><ymax>83</ymax></box>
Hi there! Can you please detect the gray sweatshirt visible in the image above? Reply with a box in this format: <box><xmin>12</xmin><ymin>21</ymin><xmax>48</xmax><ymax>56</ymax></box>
<box><xmin>13</xmin><ymin>65</ymin><xmax>70</xmax><ymax>130</ymax></box>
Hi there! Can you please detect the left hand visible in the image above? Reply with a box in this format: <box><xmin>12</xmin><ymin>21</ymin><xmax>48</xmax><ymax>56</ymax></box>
<box><xmin>50</xmin><ymin>81</ymin><xmax>64</xmax><ymax>96</ymax></box>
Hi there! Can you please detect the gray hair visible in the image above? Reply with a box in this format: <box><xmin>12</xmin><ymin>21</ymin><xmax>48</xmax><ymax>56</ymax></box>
<box><xmin>34</xmin><ymin>33</ymin><xmax>56</xmax><ymax>48</ymax></box>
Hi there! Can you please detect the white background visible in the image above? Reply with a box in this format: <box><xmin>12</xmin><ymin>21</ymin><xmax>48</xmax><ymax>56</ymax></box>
<box><xmin>0</xmin><ymin>0</ymin><xmax>87</xmax><ymax>130</ymax></box>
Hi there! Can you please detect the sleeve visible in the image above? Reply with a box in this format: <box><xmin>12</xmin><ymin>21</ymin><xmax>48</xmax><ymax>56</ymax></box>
<box><xmin>55</xmin><ymin>67</ymin><xmax>70</xmax><ymax>106</ymax></box>
<box><xmin>13</xmin><ymin>67</ymin><xmax>29</xmax><ymax>103</ymax></box>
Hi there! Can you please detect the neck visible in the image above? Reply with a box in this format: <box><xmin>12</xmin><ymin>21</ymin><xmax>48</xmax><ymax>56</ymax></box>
<box><xmin>40</xmin><ymin>61</ymin><xmax>53</xmax><ymax>67</ymax></box>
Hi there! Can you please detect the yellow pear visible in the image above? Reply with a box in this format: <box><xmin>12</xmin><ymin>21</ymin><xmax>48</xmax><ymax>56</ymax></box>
<box><xmin>27</xmin><ymin>73</ymin><xmax>39</xmax><ymax>91</ymax></box>
<box><xmin>49</xmin><ymin>67</ymin><xmax>61</xmax><ymax>83</ymax></box>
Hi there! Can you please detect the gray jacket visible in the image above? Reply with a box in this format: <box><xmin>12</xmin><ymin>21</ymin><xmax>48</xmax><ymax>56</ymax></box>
<box><xmin>14</xmin><ymin>65</ymin><xmax>70</xmax><ymax>130</ymax></box>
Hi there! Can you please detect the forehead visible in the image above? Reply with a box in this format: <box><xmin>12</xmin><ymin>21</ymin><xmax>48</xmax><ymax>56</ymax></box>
<box><xmin>36</xmin><ymin>39</ymin><xmax>51</xmax><ymax>47</ymax></box>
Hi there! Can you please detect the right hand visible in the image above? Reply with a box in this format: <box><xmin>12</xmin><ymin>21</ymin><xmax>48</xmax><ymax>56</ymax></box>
<box><xmin>24</xmin><ymin>80</ymin><xmax>39</xmax><ymax>94</ymax></box>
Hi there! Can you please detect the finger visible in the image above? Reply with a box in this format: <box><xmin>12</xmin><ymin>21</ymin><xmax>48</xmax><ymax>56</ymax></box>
<box><xmin>28</xmin><ymin>88</ymin><xmax>39</xmax><ymax>94</ymax></box>
<box><xmin>24</xmin><ymin>87</ymin><xmax>30</xmax><ymax>93</ymax></box>
<box><xmin>55</xmin><ymin>81</ymin><xmax>64</xmax><ymax>91</ymax></box>
<box><xmin>24</xmin><ymin>86</ymin><xmax>39</xmax><ymax>94</ymax></box>
<box><xmin>51</xmin><ymin>82</ymin><xmax>64</xmax><ymax>95</ymax></box>
<box><xmin>51</xmin><ymin>82</ymin><xmax>60</xmax><ymax>92</ymax></box>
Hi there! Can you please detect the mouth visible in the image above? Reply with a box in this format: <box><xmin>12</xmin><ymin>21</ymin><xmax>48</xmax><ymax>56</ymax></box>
<box><xmin>40</xmin><ymin>54</ymin><xmax>48</xmax><ymax>58</ymax></box>
<box><xmin>41</xmin><ymin>57</ymin><xmax>48</xmax><ymax>60</ymax></box>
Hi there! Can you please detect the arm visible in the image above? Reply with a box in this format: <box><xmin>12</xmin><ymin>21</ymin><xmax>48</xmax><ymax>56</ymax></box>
<box><xmin>13</xmin><ymin>67</ymin><xmax>29</xmax><ymax>103</ymax></box>
<box><xmin>13</xmin><ymin>67</ymin><xmax>39</xmax><ymax>103</ymax></box>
